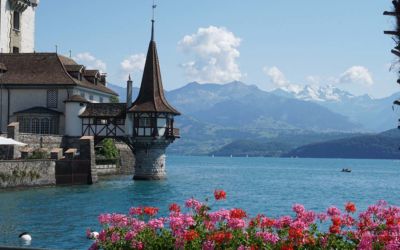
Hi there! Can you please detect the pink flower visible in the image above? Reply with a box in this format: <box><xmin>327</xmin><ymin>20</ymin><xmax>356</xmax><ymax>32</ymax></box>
<box><xmin>209</xmin><ymin>209</ymin><xmax>230</xmax><ymax>223</ymax></box>
<box><xmin>111</xmin><ymin>232</ymin><xmax>120</xmax><ymax>243</ymax></box>
<box><xmin>185</xmin><ymin>198</ymin><xmax>203</xmax><ymax>211</ymax></box>
<box><xmin>317</xmin><ymin>213</ymin><xmax>328</xmax><ymax>222</ymax></box>
<box><xmin>275</xmin><ymin>216</ymin><xmax>292</xmax><ymax>228</ymax></box>
<box><xmin>125</xmin><ymin>230</ymin><xmax>136</xmax><ymax>241</ymax></box>
<box><xmin>256</xmin><ymin>231</ymin><xmax>280</xmax><ymax>244</ymax></box>
<box><xmin>227</xmin><ymin>218</ymin><xmax>246</xmax><ymax>229</ymax></box>
<box><xmin>292</xmin><ymin>204</ymin><xmax>305</xmax><ymax>215</ymax></box>
<box><xmin>129</xmin><ymin>207</ymin><xmax>143</xmax><ymax>216</ymax></box>
<box><xmin>98</xmin><ymin>214</ymin><xmax>112</xmax><ymax>224</ymax></box>
<box><xmin>358</xmin><ymin>231</ymin><xmax>373</xmax><ymax>250</ymax></box>
<box><xmin>98</xmin><ymin>230</ymin><xmax>107</xmax><ymax>242</ymax></box>
<box><xmin>202</xmin><ymin>240</ymin><xmax>215</xmax><ymax>250</ymax></box>
<box><xmin>131</xmin><ymin>240</ymin><xmax>144</xmax><ymax>250</ymax></box>
<box><xmin>327</xmin><ymin>206</ymin><xmax>341</xmax><ymax>217</ymax></box>
<box><xmin>88</xmin><ymin>242</ymin><xmax>98</xmax><ymax>250</ymax></box>
<box><xmin>148</xmin><ymin>218</ymin><xmax>164</xmax><ymax>230</ymax></box>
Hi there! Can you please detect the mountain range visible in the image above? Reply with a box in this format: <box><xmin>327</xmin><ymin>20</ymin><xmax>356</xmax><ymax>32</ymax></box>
<box><xmin>108</xmin><ymin>81</ymin><xmax>400</xmax><ymax>157</ymax></box>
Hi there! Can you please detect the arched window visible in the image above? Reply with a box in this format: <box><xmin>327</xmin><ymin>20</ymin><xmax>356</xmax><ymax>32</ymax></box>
<box><xmin>31</xmin><ymin>118</ymin><xmax>40</xmax><ymax>134</ymax></box>
<box><xmin>41</xmin><ymin>118</ymin><xmax>50</xmax><ymax>134</ymax></box>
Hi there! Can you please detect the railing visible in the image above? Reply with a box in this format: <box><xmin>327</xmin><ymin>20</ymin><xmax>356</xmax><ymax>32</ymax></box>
<box><xmin>165</xmin><ymin>128</ymin><xmax>180</xmax><ymax>138</ymax></box>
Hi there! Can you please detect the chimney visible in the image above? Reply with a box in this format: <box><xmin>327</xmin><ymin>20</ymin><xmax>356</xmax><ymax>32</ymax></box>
<box><xmin>100</xmin><ymin>73</ymin><xmax>107</xmax><ymax>86</ymax></box>
<box><xmin>127</xmin><ymin>75</ymin><xmax>133</xmax><ymax>108</ymax></box>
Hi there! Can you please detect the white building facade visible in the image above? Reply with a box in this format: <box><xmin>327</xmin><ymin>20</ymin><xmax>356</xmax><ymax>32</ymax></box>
<box><xmin>0</xmin><ymin>0</ymin><xmax>38</xmax><ymax>53</ymax></box>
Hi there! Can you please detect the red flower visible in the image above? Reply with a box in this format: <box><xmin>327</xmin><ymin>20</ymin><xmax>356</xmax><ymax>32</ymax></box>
<box><xmin>230</xmin><ymin>208</ymin><xmax>247</xmax><ymax>219</ymax></box>
<box><xmin>214</xmin><ymin>190</ymin><xmax>227</xmax><ymax>200</ymax></box>
<box><xmin>143</xmin><ymin>207</ymin><xmax>159</xmax><ymax>217</ymax></box>
<box><xmin>210</xmin><ymin>231</ymin><xmax>232</xmax><ymax>244</ymax></box>
<box><xmin>329</xmin><ymin>225</ymin><xmax>340</xmax><ymax>234</ymax></box>
<box><xmin>331</xmin><ymin>216</ymin><xmax>341</xmax><ymax>226</ymax></box>
<box><xmin>345</xmin><ymin>202</ymin><xmax>356</xmax><ymax>213</ymax></box>
<box><xmin>184</xmin><ymin>230</ymin><xmax>199</xmax><ymax>242</ymax></box>
<box><xmin>169</xmin><ymin>203</ymin><xmax>181</xmax><ymax>213</ymax></box>
<box><xmin>288</xmin><ymin>227</ymin><xmax>303</xmax><ymax>239</ymax></box>
<box><xmin>281</xmin><ymin>244</ymin><xmax>294</xmax><ymax>250</ymax></box>
<box><xmin>261</xmin><ymin>217</ymin><xmax>275</xmax><ymax>228</ymax></box>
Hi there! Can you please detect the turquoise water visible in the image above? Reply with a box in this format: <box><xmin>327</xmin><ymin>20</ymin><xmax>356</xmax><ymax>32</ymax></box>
<box><xmin>0</xmin><ymin>156</ymin><xmax>399</xmax><ymax>249</ymax></box>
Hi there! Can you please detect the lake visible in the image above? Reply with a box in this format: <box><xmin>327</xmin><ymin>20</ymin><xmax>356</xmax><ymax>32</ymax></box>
<box><xmin>0</xmin><ymin>156</ymin><xmax>399</xmax><ymax>249</ymax></box>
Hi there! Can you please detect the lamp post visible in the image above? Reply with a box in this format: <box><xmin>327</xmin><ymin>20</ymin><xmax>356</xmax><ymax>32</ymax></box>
<box><xmin>0</xmin><ymin>63</ymin><xmax>8</xmax><ymax>134</ymax></box>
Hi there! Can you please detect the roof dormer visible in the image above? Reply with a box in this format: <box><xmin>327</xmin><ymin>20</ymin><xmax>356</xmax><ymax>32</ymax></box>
<box><xmin>84</xmin><ymin>70</ymin><xmax>100</xmax><ymax>84</ymax></box>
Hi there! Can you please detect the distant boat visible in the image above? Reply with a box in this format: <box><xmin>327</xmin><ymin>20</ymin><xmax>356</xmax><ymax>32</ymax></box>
<box><xmin>341</xmin><ymin>168</ymin><xmax>352</xmax><ymax>173</ymax></box>
<box><xmin>230</xmin><ymin>155</ymin><xmax>233</xmax><ymax>158</ymax></box>
<box><xmin>211</xmin><ymin>154</ymin><xmax>215</xmax><ymax>158</ymax></box>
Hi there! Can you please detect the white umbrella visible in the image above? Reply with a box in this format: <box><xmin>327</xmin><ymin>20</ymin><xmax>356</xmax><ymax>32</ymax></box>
<box><xmin>0</xmin><ymin>137</ymin><xmax>27</xmax><ymax>146</ymax></box>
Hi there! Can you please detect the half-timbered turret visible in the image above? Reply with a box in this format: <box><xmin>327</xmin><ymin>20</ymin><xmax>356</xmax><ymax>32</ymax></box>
<box><xmin>126</xmin><ymin>20</ymin><xmax>180</xmax><ymax>180</ymax></box>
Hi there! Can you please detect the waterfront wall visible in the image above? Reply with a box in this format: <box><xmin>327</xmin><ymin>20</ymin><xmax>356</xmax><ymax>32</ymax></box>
<box><xmin>96</xmin><ymin>164</ymin><xmax>119</xmax><ymax>175</ymax></box>
<box><xmin>116</xmin><ymin>142</ymin><xmax>135</xmax><ymax>174</ymax></box>
<box><xmin>0</xmin><ymin>160</ymin><xmax>56</xmax><ymax>188</ymax></box>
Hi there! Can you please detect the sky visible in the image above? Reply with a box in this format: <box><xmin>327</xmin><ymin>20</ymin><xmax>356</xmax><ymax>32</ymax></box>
<box><xmin>35</xmin><ymin>0</ymin><xmax>399</xmax><ymax>98</ymax></box>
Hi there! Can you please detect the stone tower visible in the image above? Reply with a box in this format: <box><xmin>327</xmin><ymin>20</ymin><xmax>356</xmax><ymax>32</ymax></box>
<box><xmin>127</xmin><ymin>20</ymin><xmax>181</xmax><ymax>180</ymax></box>
<box><xmin>0</xmin><ymin>0</ymin><xmax>38</xmax><ymax>53</ymax></box>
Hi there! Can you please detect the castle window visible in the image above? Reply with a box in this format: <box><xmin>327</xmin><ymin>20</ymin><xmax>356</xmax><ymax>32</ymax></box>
<box><xmin>12</xmin><ymin>47</ymin><xmax>19</xmax><ymax>53</ymax></box>
<box><xmin>31</xmin><ymin>118</ymin><xmax>40</xmax><ymax>134</ymax></box>
<box><xmin>13</xmin><ymin>11</ymin><xmax>20</xmax><ymax>31</ymax></box>
<box><xmin>40</xmin><ymin>118</ymin><xmax>50</xmax><ymax>134</ymax></box>
<box><xmin>47</xmin><ymin>89</ymin><xmax>58</xmax><ymax>108</ymax></box>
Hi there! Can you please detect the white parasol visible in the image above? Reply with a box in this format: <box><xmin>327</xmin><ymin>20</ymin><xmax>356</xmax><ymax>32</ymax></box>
<box><xmin>0</xmin><ymin>137</ymin><xmax>27</xmax><ymax>146</ymax></box>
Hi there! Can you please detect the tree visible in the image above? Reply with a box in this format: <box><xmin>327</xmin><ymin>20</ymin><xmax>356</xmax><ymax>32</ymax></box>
<box><xmin>98</xmin><ymin>139</ymin><xmax>119</xmax><ymax>159</ymax></box>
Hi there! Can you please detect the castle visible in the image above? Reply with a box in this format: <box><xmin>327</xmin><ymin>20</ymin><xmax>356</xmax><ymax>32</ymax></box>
<box><xmin>0</xmin><ymin>1</ymin><xmax>180</xmax><ymax>180</ymax></box>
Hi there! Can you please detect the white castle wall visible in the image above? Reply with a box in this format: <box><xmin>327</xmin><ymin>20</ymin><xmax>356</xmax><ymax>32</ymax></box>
<box><xmin>65</xmin><ymin>102</ymin><xmax>86</xmax><ymax>136</ymax></box>
<box><xmin>0</xmin><ymin>0</ymin><xmax>36</xmax><ymax>53</ymax></box>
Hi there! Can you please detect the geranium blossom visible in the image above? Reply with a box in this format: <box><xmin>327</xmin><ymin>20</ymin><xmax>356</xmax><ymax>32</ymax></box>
<box><xmin>88</xmin><ymin>192</ymin><xmax>400</xmax><ymax>250</ymax></box>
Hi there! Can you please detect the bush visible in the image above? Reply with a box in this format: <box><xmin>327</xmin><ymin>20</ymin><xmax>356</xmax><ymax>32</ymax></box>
<box><xmin>96</xmin><ymin>139</ymin><xmax>119</xmax><ymax>160</ymax></box>
<box><xmin>87</xmin><ymin>191</ymin><xmax>400</xmax><ymax>250</ymax></box>
<box><xmin>28</xmin><ymin>149</ymin><xmax>49</xmax><ymax>159</ymax></box>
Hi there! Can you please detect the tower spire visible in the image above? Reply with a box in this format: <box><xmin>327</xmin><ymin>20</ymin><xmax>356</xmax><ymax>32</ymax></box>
<box><xmin>151</xmin><ymin>1</ymin><xmax>157</xmax><ymax>41</ymax></box>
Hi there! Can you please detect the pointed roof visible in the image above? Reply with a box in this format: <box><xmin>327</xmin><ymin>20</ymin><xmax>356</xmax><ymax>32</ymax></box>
<box><xmin>128</xmin><ymin>22</ymin><xmax>180</xmax><ymax>115</ymax></box>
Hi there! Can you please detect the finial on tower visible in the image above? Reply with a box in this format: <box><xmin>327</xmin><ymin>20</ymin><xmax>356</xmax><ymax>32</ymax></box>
<box><xmin>128</xmin><ymin>74</ymin><xmax>132</xmax><ymax>82</ymax></box>
<box><xmin>151</xmin><ymin>0</ymin><xmax>157</xmax><ymax>41</ymax></box>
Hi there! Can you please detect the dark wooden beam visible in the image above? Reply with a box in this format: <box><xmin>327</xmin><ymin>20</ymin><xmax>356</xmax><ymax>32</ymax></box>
<box><xmin>383</xmin><ymin>11</ymin><xmax>400</xmax><ymax>16</ymax></box>
<box><xmin>384</xmin><ymin>31</ymin><xmax>400</xmax><ymax>35</ymax></box>
<box><xmin>392</xmin><ymin>49</ymin><xmax>400</xmax><ymax>57</ymax></box>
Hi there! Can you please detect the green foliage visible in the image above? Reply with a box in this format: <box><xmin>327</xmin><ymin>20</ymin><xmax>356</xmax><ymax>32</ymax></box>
<box><xmin>28</xmin><ymin>149</ymin><xmax>49</xmax><ymax>160</ymax></box>
<box><xmin>109</xmin><ymin>95</ymin><xmax>120</xmax><ymax>103</ymax></box>
<box><xmin>97</xmin><ymin>139</ymin><xmax>119</xmax><ymax>160</ymax></box>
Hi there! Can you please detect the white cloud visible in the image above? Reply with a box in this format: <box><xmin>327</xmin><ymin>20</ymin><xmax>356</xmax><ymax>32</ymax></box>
<box><xmin>73</xmin><ymin>52</ymin><xmax>107</xmax><ymax>73</ymax></box>
<box><xmin>263</xmin><ymin>66</ymin><xmax>289</xmax><ymax>87</ymax></box>
<box><xmin>178</xmin><ymin>26</ymin><xmax>242</xmax><ymax>83</ymax></box>
<box><xmin>338</xmin><ymin>66</ymin><xmax>373</xmax><ymax>86</ymax></box>
<box><xmin>262</xmin><ymin>66</ymin><xmax>302</xmax><ymax>93</ymax></box>
<box><xmin>120</xmin><ymin>53</ymin><xmax>146</xmax><ymax>81</ymax></box>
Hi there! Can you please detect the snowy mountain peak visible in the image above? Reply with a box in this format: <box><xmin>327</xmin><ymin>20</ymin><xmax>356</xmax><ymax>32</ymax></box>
<box><xmin>273</xmin><ymin>84</ymin><xmax>355</xmax><ymax>102</ymax></box>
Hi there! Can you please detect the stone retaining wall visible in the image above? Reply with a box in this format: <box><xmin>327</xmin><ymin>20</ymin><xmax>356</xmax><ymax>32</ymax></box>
<box><xmin>0</xmin><ymin>160</ymin><xmax>56</xmax><ymax>188</ymax></box>
<box><xmin>96</xmin><ymin>164</ymin><xmax>119</xmax><ymax>175</ymax></box>
<box><xmin>18</xmin><ymin>133</ymin><xmax>64</xmax><ymax>150</ymax></box>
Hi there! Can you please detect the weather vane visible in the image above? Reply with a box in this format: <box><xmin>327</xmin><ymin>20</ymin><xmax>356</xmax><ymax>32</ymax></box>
<box><xmin>152</xmin><ymin>0</ymin><xmax>157</xmax><ymax>21</ymax></box>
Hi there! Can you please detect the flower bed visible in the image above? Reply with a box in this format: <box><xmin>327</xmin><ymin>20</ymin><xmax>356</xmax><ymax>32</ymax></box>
<box><xmin>88</xmin><ymin>190</ymin><xmax>400</xmax><ymax>249</ymax></box>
